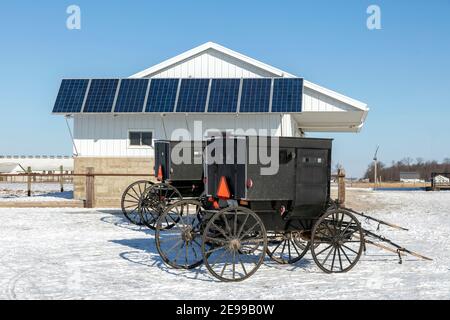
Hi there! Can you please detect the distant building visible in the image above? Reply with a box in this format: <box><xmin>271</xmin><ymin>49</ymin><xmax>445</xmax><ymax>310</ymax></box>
<box><xmin>400</xmin><ymin>172</ymin><xmax>423</xmax><ymax>183</ymax></box>
<box><xmin>0</xmin><ymin>156</ymin><xmax>73</xmax><ymax>173</ymax></box>
<box><xmin>433</xmin><ymin>175</ymin><xmax>450</xmax><ymax>185</ymax></box>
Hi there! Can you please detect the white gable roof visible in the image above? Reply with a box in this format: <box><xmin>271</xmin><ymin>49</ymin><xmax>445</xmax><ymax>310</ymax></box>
<box><xmin>130</xmin><ymin>42</ymin><xmax>369</xmax><ymax>132</ymax></box>
<box><xmin>131</xmin><ymin>41</ymin><xmax>295</xmax><ymax>79</ymax></box>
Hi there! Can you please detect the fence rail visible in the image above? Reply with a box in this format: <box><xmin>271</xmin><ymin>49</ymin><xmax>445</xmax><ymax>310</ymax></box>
<box><xmin>0</xmin><ymin>168</ymin><xmax>154</xmax><ymax>208</ymax></box>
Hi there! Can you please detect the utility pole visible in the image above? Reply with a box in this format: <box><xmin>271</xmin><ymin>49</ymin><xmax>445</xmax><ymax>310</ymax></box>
<box><xmin>373</xmin><ymin>146</ymin><xmax>379</xmax><ymax>187</ymax></box>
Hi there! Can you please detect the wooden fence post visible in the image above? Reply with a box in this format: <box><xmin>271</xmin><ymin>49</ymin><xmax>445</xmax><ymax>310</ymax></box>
<box><xmin>338</xmin><ymin>168</ymin><xmax>346</xmax><ymax>206</ymax></box>
<box><xmin>85</xmin><ymin>167</ymin><xmax>94</xmax><ymax>208</ymax></box>
<box><xmin>60</xmin><ymin>165</ymin><xmax>64</xmax><ymax>192</ymax></box>
<box><xmin>27</xmin><ymin>166</ymin><xmax>32</xmax><ymax>197</ymax></box>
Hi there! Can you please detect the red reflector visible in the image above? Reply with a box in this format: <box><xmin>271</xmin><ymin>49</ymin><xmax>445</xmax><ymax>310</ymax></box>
<box><xmin>216</xmin><ymin>176</ymin><xmax>231</xmax><ymax>200</ymax></box>
<box><xmin>157</xmin><ymin>165</ymin><xmax>163</xmax><ymax>181</ymax></box>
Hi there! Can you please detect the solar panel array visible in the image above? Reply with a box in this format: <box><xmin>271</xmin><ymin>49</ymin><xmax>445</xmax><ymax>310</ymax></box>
<box><xmin>53</xmin><ymin>78</ymin><xmax>303</xmax><ymax>114</ymax></box>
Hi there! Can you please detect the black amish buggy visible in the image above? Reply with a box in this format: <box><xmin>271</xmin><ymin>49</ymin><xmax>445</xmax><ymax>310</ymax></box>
<box><xmin>120</xmin><ymin>140</ymin><xmax>206</xmax><ymax>229</ymax></box>
<box><xmin>153</xmin><ymin>136</ymin><xmax>368</xmax><ymax>281</ymax></box>
<box><xmin>123</xmin><ymin>136</ymin><xmax>431</xmax><ymax>282</ymax></box>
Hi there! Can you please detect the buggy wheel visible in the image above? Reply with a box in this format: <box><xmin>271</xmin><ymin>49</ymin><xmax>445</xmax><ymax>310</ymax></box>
<box><xmin>266</xmin><ymin>231</ymin><xmax>310</xmax><ymax>265</ymax></box>
<box><xmin>155</xmin><ymin>200</ymin><xmax>205</xmax><ymax>269</ymax></box>
<box><xmin>139</xmin><ymin>183</ymin><xmax>182</xmax><ymax>230</ymax></box>
<box><xmin>311</xmin><ymin>209</ymin><xmax>364</xmax><ymax>273</ymax></box>
<box><xmin>202</xmin><ymin>207</ymin><xmax>267</xmax><ymax>282</ymax></box>
<box><xmin>121</xmin><ymin>180</ymin><xmax>154</xmax><ymax>225</ymax></box>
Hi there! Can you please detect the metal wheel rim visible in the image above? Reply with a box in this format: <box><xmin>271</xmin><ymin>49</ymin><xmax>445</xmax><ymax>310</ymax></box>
<box><xmin>120</xmin><ymin>180</ymin><xmax>153</xmax><ymax>225</ymax></box>
<box><xmin>139</xmin><ymin>183</ymin><xmax>182</xmax><ymax>230</ymax></box>
<box><xmin>311</xmin><ymin>209</ymin><xmax>364</xmax><ymax>273</ymax></box>
<box><xmin>266</xmin><ymin>230</ymin><xmax>310</xmax><ymax>265</ymax></box>
<box><xmin>155</xmin><ymin>200</ymin><xmax>205</xmax><ymax>269</ymax></box>
<box><xmin>202</xmin><ymin>207</ymin><xmax>267</xmax><ymax>282</ymax></box>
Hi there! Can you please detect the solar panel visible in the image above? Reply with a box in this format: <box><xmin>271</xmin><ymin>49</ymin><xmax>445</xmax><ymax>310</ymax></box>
<box><xmin>114</xmin><ymin>79</ymin><xmax>149</xmax><ymax>113</ymax></box>
<box><xmin>239</xmin><ymin>79</ymin><xmax>271</xmax><ymax>112</ymax></box>
<box><xmin>271</xmin><ymin>78</ymin><xmax>303</xmax><ymax>112</ymax></box>
<box><xmin>176</xmin><ymin>79</ymin><xmax>209</xmax><ymax>113</ymax></box>
<box><xmin>53</xmin><ymin>79</ymin><xmax>89</xmax><ymax>113</ymax></box>
<box><xmin>207</xmin><ymin>79</ymin><xmax>240</xmax><ymax>113</ymax></box>
<box><xmin>145</xmin><ymin>79</ymin><xmax>179</xmax><ymax>112</ymax></box>
<box><xmin>83</xmin><ymin>79</ymin><xmax>119</xmax><ymax>113</ymax></box>
<box><xmin>52</xmin><ymin>77</ymin><xmax>305</xmax><ymax>114</ymax></box>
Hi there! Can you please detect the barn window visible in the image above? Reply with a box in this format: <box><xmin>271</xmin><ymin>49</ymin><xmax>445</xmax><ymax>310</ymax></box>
<box><xmin>129</xmin><ymin>131</ymin><xmax>153</xmax><ymax>147</ymax></box>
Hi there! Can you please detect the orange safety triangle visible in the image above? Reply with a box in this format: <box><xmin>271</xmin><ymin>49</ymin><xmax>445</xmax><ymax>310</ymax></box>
<box><xmin>157</xmin><ymin>165</ymin><xmax>163</xmax><ymax>181</ymax></box>
<box><xmin>217</xmin><ymin>176</ymin><xmax>231</xmax><ymax>199</ymax></box>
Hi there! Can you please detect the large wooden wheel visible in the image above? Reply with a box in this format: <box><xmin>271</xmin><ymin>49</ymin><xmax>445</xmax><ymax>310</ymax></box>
<box><xmin>120</xmin><ymin>180</ymin><xmax>154</xmax><ymax>225</ymax></box>
<box><xmin>139</xmin><ymin>183</ymin><xmax>182</xmax><ymax>230</ymax></box>
<box><xmin>311</xmin><ymin>209</ymin><xmax>364</xmax><ymax>273</ymax></box>
<box><xmin>202</xmin><ymin>207</ymin><xmax>267</xmax><ymax>282</ymax></box>
<box><xmin>155</xmin><ymin>200</ymin><xmax>205</xmax><ymax>269</ymax></box>
<box><xmin>266</xmin><ymin>230</ymin><xmax>310</xmax><ymax>265</ymax></box>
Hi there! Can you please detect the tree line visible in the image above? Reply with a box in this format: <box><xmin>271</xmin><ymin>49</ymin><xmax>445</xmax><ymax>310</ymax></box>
<box><xmin>363</xmin><ymin>157</ymin><xmax>450</xmax><ymax>182</ymax></box>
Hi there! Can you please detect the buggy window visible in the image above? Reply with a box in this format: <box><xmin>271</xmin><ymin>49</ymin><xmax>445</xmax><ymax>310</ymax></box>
<box><xmin>302</xmin><ymin>156</ymin><xmax>325</xmax><ymax>165</ymax></box>
<box><xmin>279</xmin><ymin>149</ymin><xmax>294</xmax><ymax>164</ymax></box>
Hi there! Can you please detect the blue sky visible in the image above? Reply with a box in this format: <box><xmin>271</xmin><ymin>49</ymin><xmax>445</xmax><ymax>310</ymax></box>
<box><xmin>0</xmin><ymin>0</ymin><xmax>449</xmax><ymax>177</ymax></box>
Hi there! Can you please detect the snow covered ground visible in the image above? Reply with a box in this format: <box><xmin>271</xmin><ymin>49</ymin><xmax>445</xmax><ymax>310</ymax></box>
<box><xmin>0</xmin><ymin>189</ymin><xmax>449</xmax><ymax>300</ymax></box>
<box><xmin>0</xmin><ymin>183</ymin><xmax>74</xmax><ymax>202</ymax></box>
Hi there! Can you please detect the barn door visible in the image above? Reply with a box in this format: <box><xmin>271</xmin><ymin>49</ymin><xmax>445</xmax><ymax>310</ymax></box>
<box><xmin>295</xmin><ymin>148</ymin><xmax>329</xmax><ymax>206</ymax></box>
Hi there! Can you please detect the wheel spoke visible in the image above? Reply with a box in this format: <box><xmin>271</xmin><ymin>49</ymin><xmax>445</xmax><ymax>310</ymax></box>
<box><xmin>211</xmin><ymin>222</ymin><xmax>230</xmax><ymax>240</ymax></box>
<box><xmin>321</xmin><ymin>245</ymin><xmax>334</xmax><ymax>265</ymax></box>
<box><xmin>290</xmin><ymin>239</ymin><xmax>301</xmax><ymax>257</ymax></box>
<box><xmin>331</xmin><ymin>247</ymin><xmax>337</xmax><ymax>271</ymax></box>
<box><xmin>206</xmin><ymin>245</ymin><xmax>227</xmax><ymax>255</ymax></box>
<box><xmin>210</xmin><ymin>249</ymin><xmax>228</xmax><ymax>268</ymax></box>
<box><xmin>173</xmin><ymin>243</ymin><xmax>184</xmax><ymax>264</ymax></box>
<box><xmin>165</xmin><ymin>239</ymin><xmax>183</xmax><ymax>255</ymax></box>
<box><xmin>287</xmin><ymin>239</ymin><xmax>292</xmax><ymax>261</ymax></box>
<box><xmin>337</xmin><ymin>246</ymin><xmax>343</xmax><ymax>271</ymax></box>
<box><xmin>185</xmin><ymin>241</ymin><xmax>189</xmax><ymax>267</ymax></box>
<box><xmin>237</xmin><ymin>254</ymin><xmax>248</xmax><ymax>276</ymax></box>
<box><xmin>341</xmin><ymin>243</ymin><xmax>358</xmax><ymax>255</ymax></box>
<box><xmin>233</xmin><ymin>211</ymin><xmax>238</xmax><ymax>236</ymax></box>
<box><xmin>340</xmin><ymin>245</ymin><xmax>353</xmax><ymax>264</ymax></box>
<box><xmin>237</xmin><ymin>213</ymin><xmax>250</xmax><ymax>238</ymax></box>
<box><xmin>269</xmin><ymin>239</ymin><xmax>283</xmax><ymax>256</ymax></box>
<box><xmin>232</xmin><ymin>251</ymin><xmax>236</xmax><ymax>280</ymax></box>
<box><xmin>239</xmin><ymin>221</ymin><xmax>259</xmax><ymax>240</ymax></box>
<box><xmin>221</xmin><ymin>214</ymin><xmax>232</xmax><ymax>234</ymax></box>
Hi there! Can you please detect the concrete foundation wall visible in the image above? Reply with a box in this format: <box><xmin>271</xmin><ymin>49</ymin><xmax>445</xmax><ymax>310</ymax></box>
<box><xmin>74</xmin><ymin>157</ymin><xmax>155</xmax><ymax>208</ymax></box>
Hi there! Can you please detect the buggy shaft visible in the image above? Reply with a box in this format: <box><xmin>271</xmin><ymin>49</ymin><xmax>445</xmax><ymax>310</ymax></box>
<box><xmin>363</xmin><ymin>229</ymin><xmax>433</xmax><ymax>261</ymax></box>
<box><xmin>345</xmin><ymin>208</ymin><xmax>409</xmax><ymax>231</ymax></box>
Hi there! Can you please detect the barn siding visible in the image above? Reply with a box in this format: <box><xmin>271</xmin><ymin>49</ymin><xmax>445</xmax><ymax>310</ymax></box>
<box><xmin>73</xmin><ymin>114</ymin><xmax>298</xmax><ymax>157</ymax></box>
<box><xmin>302</xmin><ymin>86</ymin><xmax>355</xmax><ymax>112</ymax></box>
<box><xmin>146</xmin><ymin>49</ymin><xmax>277</xmax><ymax>79</ymax></box>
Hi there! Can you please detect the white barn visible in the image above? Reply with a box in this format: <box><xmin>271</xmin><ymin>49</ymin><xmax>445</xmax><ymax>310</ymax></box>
<box><xmin>58</xmin><ymin>42</ymin><xmax>369</xmax><ymax>206</ymax></box>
